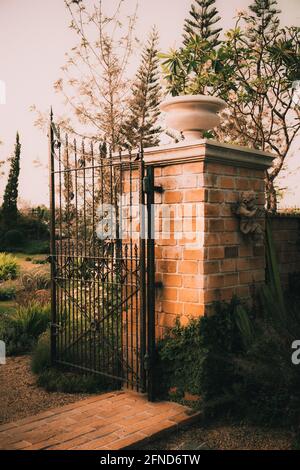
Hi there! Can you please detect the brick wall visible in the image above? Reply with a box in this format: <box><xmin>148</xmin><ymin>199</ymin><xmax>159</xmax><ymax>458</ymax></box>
<box><xmin>154</xmin><ymin>159</ymin><xmax>267</xmax><ymax>336</ymax></box>
<box><xmin>202</xmin><ymin>162</ymin><xmax>266</xmax><ymax>312</ymax></box>
<box><xmin>269</xmin><ymin>214</ymin><xmax>300</xmax><ymax>289</ymax></box>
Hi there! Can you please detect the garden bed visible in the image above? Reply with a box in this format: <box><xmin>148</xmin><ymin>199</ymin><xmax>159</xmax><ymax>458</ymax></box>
<box><xmin>0</xmin><ymin>355</ymin><xmax>88</xmax><ymax>425</ymax></box>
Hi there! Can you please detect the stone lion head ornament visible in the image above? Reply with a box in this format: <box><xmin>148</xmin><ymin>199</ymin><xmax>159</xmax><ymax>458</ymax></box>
<box><xmin>233</xmin><ymin>191</ymin><xmax>264</xmax><ymax>245</ymax></box>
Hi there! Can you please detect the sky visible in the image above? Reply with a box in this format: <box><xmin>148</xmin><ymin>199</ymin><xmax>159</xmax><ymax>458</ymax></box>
<box><xmin>0</xmin><ymin>0</ymin><xmax>299</xmax><ymax>208</ymax></box>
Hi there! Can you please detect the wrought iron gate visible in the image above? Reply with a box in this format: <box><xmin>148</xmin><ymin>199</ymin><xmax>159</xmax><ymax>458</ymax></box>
<box><xmin>49</xmin><ymin>115</ymin><xmax>156</xmax><ymax>399</ymax></box>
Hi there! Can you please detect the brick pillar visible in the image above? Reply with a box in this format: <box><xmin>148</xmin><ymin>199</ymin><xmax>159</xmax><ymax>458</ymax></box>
<box><xmin>142</xmin><ymin>139</ymin><xmax>274</xmax><ymax>338</ymax></box>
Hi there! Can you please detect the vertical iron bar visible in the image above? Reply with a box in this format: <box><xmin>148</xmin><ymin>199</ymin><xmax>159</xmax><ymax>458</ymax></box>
<box><xmin>49</xmin><ymin>109</ymin><xmax>57</xmax><ymax>365</ymax></box>
<box><xmin>82</xmin><ymin>139</ymin><xmax>87</xmax><ymax>368</ymax></box>
<box><xmin>74</xmin><ymin>139</ymin><xmax>79</xmax><ymax>364</ymax></box>
<box><xmin>57</xmin><ymin>126</ymin><xmax>63</xmax><ymax>362</ymax></box>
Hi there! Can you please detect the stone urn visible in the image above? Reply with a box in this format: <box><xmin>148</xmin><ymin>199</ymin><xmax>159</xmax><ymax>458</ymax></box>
<box><xmin>160</xmin><ymin>94</ymin><xmax>227</xmax><ymax>141</ymax></box>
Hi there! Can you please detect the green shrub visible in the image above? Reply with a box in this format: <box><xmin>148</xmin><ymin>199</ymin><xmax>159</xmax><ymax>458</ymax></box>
<box><xmin>37</xmin><ymin>368</ymin><xmax>111</xmax><ymax>394</ymax></box>
<box><xmin>31</xmin><ymin>258</ymin><xmax>48</xmax><ymax>265</ymax></box>
<box><xmin>2</xmin><ymin>302</ymin><xmax>50</xmax><ymax>355</ymax></box>
<box><xmin>22</xmin><ymin>240</ymin><xmax>49</xmax><ymax>255</ymax></box>
<box><xmin>20</xmin><ymin>270</ymin><xmax>51</xmax><ymax>291</ymax></box>
<box><xmin>156</xmin><ymin>297</ymin><xmax>247</xmax><ymax>408</ymax></box>
<box><xmin>4</xmin><ymin>229</ymin><xmax>25</xmax><ymax>247</ymax></box>
<box><xmin>0</xmin><ymin>253</ymin><xmax>19</xmax><ymax>280</ymax></box>
<box><xmin>0</xmin><ymin>285</ymin><xmax>16</xmax><ymax>301</ymax></box>
<box><xmin>16</xmin><ymin>215</ymin><xmax>49</xmax><ymax>241</ymax></box>
<box><xmin>156</xmin><ymin>318</ymin><xmax>204</xmax><ymax>399</ymax></box>
<box><xmin>31</xmin><ymin>330</ymin><xmax>112</xmax><ymax>393</ymax></box>
<box><xmin>31</xmin><ymin>330</ymin><xmax>51</xmax><ymax>373</ymax></box>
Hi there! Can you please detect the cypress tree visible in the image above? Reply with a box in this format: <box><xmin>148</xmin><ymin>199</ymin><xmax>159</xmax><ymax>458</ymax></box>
<box><xmin>183</xmin><ymin>0</ymin><xmax>222</xmax><ymax>48</ymax></box>
<box><xmin>123</xmin><ymin>27</ymin><xmax>162</xmax><ymax>148</ymax></box>
<box><xmin>1</xmin><ymin>132</ymin><xmax>21</xmax><ymax>226</ymax></box>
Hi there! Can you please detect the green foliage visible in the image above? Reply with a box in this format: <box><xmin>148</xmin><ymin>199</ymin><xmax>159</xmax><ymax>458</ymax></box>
<box><xmin>16</xmin><ymin>215</ymin><xmax>49</xmax><ymax>242</ymax></box>
<box><xmin>156</xmin><ymin>297</ymin><xmax>247</xmax><ymax>403</ymax></box>
<box><xmin>31</xmin><ymin>258</ymin><xmax>48</xmax><ymax>265</ymax></box>
<box><xmin>37</xmin><ymin>368</ymin><xmax>112</xmax><ymax>394</ymax></box>
<box><xmin>20</xmin><ymin>270</ymin><xmax>51</xmax><ymax>291</ymax></box>
<box><xmin>31</xmin><ymin>329</ymin><xmax>51</xmax><ymax>373</ymax></box>
<box><xmin>1</xmin><ymin>132</ymin><xmax>21</xmax><ymax>226</ymax></box>
<box><xmin>0</xmin><ymin>285</ymin><xmax>16</xmax><ymax>301</ymax></box>
<box><xmin>22</xmin><ymin>240</ymin><xmax>50</xmax><ymax>255</ymax></box>
<box><xmin>2</xmin><ymin>302</ymin><xmax>50</xmax><ymax>355</ymax></box>
<box><xmin>4</xmin><ymin>229</ymin><xmax>25</xmax><ymax>247</ymax></box>
<box><xmin>156</xmin><ymin>318</ymin><xmax>204</xmax><ymax>398</ymax></box>
<box><xmin>159</xmin><ymin>0</ymin><xmax>222</xmax><ymax>96</ymax></box>
<box><xmin>0</xmin><ymin>253</ymin><xmax>19</xmax><ymax>280</ymax></box>
<box><xmin>122</xmin><ymin>28</ymin><xmax>162</xmax><ymax>147</ymax></box>
<box><xmin>183</xmin><ymin>0</ymin><xmax>222</xmax><ymax>48</ymax></box>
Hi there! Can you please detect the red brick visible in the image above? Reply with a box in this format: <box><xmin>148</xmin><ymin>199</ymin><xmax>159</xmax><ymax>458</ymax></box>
<box><xmin>178</xmin><ymin>288</ymin><xmax>199</xmax><ymax>303</ymax></box>
<box><xmin>219</xmin><ymin>233</ymin><xmax>239</xmax><ymax>245</ymax></box>
<box><xmin>206</xmin><ymin>163</ymin><xmax>237</xmax><ymax>175</ymax></box>
<box><xmin>209</xmin><ymin>219</ymin><xmax>225</xmax><ymax>232</ymax></box>
<box><xmin>208</xmin><ymin>247</ymin><xmax>224</xmax><ymax>260</ymax></box>
<box><xmin>163</xmin><ymin>274</ymin><xmax>182</xmax><ymax>287</ymax></box>
<box><xmin>206</xmin><ymin>275</ymin><xmax>224</xmax><ymax>288</ymax></box>
<box><xmin>201</xmin><ymin>260</ymin><xmax>219</xmax><ymax>274</ymax></box>
<box><xmin>162</xmin><ymin>247</ymin><xmax>182</xmax><ymax>260</ymax></box>
<box><xmin>204</xmin><ymin>233</ymin><xmax>220</xmax><ymax>246</ymax></box>
<box><xmin>178</xmin><ymin>175</ymin><xmax>198</xmax><ymax>188</ymax></box>
<box><xmin>161</xmin><ymin>301</ymin><xmax>183</xmax><ymax>315</ymax></box>
<box><xmin>239</xmin><ymin>271</ymin><xmax>255</xmax><ymax>285</ymax></box>
<box><xmin>208</xmin><ymin>190</ymin><xmax>225</xmax><ymax>203</ymax></box>
<box><xmin>219</xmin><ymin>176</ymin><xmax>235</xmax><ymax>189</ymax></box>
<box><xmin>182</xmin><ymin>275</ymin><xmax>202</xmax><ymax>289</ymax></box>
<box><xmin>162</xmin><ymin>165</ymin><xmax>182</xmax><ymax>176</ymax></box>
<box><xmin>164</xmin><ymin>191</ymin><xmax>182</xmax><ymax>204</ymax></box>
<box><xmin>162</xmin><ymin>287</ymin><xmax>178</xmax><ymax>301</ymax></box>
<box><xmin>157</xmin><ymin>260</ymin><xmax>177</xmax><ymax>273</ymax></box>
<box><xmin>224</xmin><ymin>273</ymin><xmax>239</xmax><ymax>287</ymax></box>
<box><xmin>183</xmin><ymin>249</ymin><xmax>204</xmax><ymax>260</ymax></box>
<box><xmin>203</xmin><ymin>173</ymin><xmax>219</xmax><ymax>188</ymax></box>
<box><xmin>235</xmin><ymin>178</ymin><xmax>249</xmax><ymax>190</ymax></box>
<box><xmin>182</xmin><ymin>162</ymin><xmax>204</xmax><ymax>174</ymax></box>
<box><xmin>184</xmin><ymin>189</ymin><xmax>206</xmax><ymax>202</ymax></box>
<box><xmin>220</xmin><ymin>259</ymin><xmax>236</xmax><ymax>272</ymax></box>
<box><xmin>205</xmin><ymin>204</ymin><xmax>221</xmax><ymax>216</ymax></box>
<box><xmin>178</xmin><ymin>260</ymin><xmax>198</xmax><ymax>274</ymax></box>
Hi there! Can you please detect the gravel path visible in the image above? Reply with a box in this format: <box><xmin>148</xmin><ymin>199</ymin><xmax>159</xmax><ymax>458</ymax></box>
<box><xmin>142</xmin><ymin>420</ymin><xmax>294</xmax><ymax>450</ymax></box>
<box><xmin>0</xmin><ymin>355</ymin><xmax>88</xmax><ymax>425</ymax></box>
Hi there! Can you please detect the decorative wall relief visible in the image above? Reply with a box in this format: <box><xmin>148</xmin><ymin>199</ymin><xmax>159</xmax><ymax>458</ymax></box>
<box><xmin>233</xmin><ymin>191</ymin><xmax>264</xmax><ymax>245</ymax></box>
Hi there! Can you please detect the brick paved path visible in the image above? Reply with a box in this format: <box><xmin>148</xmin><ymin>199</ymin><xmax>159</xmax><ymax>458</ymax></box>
<box><xmin>0</xmin><ymin>391</ymin><xmax>200</xmax><ymax>450</ymax></box>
